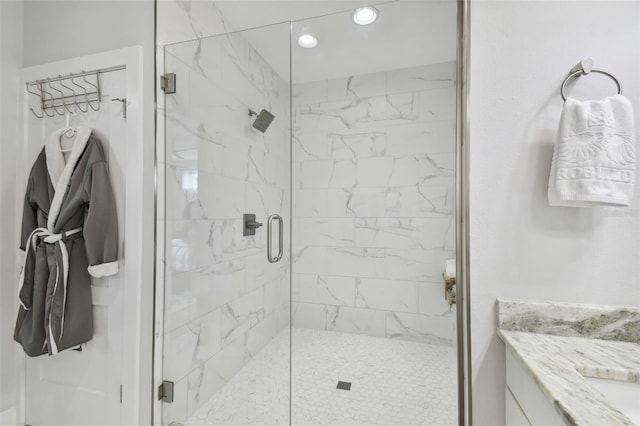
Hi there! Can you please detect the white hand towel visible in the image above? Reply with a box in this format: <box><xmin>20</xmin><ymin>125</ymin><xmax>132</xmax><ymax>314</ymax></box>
<box><xmin>548</xmin><ymin>95</ymin><xmax>635</xmax><ymax>207</ymax></box>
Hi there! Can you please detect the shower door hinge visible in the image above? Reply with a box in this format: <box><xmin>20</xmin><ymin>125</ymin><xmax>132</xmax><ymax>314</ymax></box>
<box><xmin>160</xmin><ymin>73</ymin><xmax>176</xmax><ymax>94</ymax></box>
<box><xmin>158</xmin><ymin>380</ymin><xmax>174</xmax><ymax>403</ymax></box>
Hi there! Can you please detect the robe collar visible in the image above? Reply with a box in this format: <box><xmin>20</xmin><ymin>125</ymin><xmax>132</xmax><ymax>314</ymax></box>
<box><xmin>44</xmin><ymin>126</ymin><xmax>92</xmax><ymax>230</ymax></box>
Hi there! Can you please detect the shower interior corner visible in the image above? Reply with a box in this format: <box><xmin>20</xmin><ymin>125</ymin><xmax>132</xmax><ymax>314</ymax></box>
<box><xmin>160</xmin><ymin>4</ymin><xmax>459</xmax><ymax>426</ymax></box>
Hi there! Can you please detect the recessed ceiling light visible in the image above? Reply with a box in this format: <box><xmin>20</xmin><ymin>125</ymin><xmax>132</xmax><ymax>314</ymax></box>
<box><xmin>353</xmin><ymin>7</ymin><xmax>378</xmax><ymax>25</ymax></box>
<box><xmin>298</xmin><ymin>34</ymin><xmax>318</xmax><ymax>49</ymax></box>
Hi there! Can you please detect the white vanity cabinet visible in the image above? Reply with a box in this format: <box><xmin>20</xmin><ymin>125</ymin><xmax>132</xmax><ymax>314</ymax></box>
<box><xmin>505</xmin><ymin>348</ymin><xmax>566</xmax><ymax>426</ymax></box>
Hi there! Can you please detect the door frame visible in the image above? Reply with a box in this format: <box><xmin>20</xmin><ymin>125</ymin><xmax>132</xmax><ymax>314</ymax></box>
<box><xmin>14</xmin><ymin>46</ymin><xmax>149</xmax><ymax>426</ymax></box>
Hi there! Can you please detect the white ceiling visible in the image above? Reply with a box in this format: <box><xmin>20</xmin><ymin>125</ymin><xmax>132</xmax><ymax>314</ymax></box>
<box><xmin>214</xmin><ymin>0</ymin><xmax>457</xmax><ymax>83</ymax></box>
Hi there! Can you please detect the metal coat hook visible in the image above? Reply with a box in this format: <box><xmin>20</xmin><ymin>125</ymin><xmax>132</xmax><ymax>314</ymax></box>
<box><xmin>26</xmin><ymin>83</ymin><xmax>44</xmax><ymax>118</ymax></box>
<box><xmin>82</xmin><ymin>72</ymin><xmax>101</xmax><ymax>111</ymax></box>
<box><xmin>40</xmin><ymin>85</ymin><xmax>56</xmax><ymax>117</ymax></box>
<box><xmin>70</xmin><ymin>75</ymin><xmax>89</xmax><ymax>113</ymax></box>
<box><xmin>47</xmin><ymin>81</ymin><xmax>67</xmax><ymax>115</ymax></box>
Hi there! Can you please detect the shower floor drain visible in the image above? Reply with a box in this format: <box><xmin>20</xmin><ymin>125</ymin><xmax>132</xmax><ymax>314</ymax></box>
<box><xmin>336</xmin><ymin>381</ymin><xmax>352</xmax><ymax>391</ymax></box>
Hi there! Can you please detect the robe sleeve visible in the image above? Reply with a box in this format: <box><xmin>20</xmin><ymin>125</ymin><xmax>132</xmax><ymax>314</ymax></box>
<box><xmin>19</xmin><ymin>176</ymin><xmax>38</xmax><ymax>261</ymax></box>
<box><xmin>83</xmin><ymin>161</ymin><xmax>119</xmax><ymax>278</ymax></box>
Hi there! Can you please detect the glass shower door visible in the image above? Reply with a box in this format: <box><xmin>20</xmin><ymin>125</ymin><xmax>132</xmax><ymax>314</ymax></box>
<box><xmin>161</xmin><ymin>23</ymin><xmax>291</xmax><ymax>425</ymax></box>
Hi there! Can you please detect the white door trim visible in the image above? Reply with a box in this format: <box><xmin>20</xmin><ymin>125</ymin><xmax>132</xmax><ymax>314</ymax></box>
<box><xmin>15</xmin><ymin>46</ymin><xmax>149</xmax><ymax>426</ymax></box>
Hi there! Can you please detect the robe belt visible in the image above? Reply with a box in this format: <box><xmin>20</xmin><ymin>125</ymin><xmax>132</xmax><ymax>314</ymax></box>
<box><xmin>18</xmin><ymin>227</ymin><xmax>82</xmax><ymax>355</ymax></box>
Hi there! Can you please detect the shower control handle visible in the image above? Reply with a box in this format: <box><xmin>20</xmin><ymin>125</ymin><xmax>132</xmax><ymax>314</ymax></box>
<box><xmin>267</xmin><ymin>214</ymin><xmax>283</xmax><ymax>263</ymax></box>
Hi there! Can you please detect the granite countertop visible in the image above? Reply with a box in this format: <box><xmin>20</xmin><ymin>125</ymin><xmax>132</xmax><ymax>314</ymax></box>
<box><xmin>497</xmin><ymin>299</ymin><xmax>640</xmax><ymax>426</ymax></box>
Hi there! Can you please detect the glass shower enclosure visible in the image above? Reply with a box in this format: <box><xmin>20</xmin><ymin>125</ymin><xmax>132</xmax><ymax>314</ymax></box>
<box><xmin>159</xmin><ymin>2</ymin><xmax>460</xmax><ymax>424</ymax></box>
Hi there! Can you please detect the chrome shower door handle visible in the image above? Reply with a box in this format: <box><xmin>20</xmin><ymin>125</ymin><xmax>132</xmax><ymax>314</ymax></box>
<box><xmin>267</xmin><ymin>214</ymin><xmax>283</xmax><ymax>263</ymax></box>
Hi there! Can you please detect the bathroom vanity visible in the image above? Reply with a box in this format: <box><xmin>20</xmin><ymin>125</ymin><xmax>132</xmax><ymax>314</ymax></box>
<box><xmin>498</xmin><ymin>299</ymin><xmax>640</xmax><ymax>426</ymax></box>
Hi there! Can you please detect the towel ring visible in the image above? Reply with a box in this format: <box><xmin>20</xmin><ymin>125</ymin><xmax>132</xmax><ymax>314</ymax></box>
<box><xmin>561</xmin><ymin>69</ymin><xmax>622</xmax><ymax>101</ymax></box>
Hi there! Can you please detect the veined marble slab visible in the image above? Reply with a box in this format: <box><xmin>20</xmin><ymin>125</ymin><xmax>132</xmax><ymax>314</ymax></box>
<box><xmin>498</xmin><ymin>299</ymin><xmax>640</xmax><ymax>343</ymax></box>
<box><xmin>499</xmin><ymin>330</ymin><xmax>640</xmax><ymax>426</ymax></box>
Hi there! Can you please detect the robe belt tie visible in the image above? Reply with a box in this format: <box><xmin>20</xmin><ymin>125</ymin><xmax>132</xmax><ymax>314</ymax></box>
<box><xmin>18</xmin><ymin>227</ymin><xmax>82</xmax><ymax>355</ymax></box>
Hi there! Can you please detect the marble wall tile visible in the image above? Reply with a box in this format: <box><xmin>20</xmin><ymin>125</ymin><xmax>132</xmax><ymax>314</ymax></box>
<box><xmin>419</xmin><ymin>282</ymin><xmax>452</xmax><ymax>316</ymax></box>
<box><xmin>326</xmin><ymin>247</ymin><xmax>386</xmax><ymax>278</ymax></box>
<box><xmin>355</xmin><ymin>278</ymin><xmax>419</xmax><ymax>313</ymax></box>
<box><xmin>298</xmin><ymin>274</ymin><xmax>356</xmax><ymax>306</ymax></box>
<box><xmin>244</xmin><ymin>311</ymin><xmax>278</xmax><ymax>359</ymax></box>
<box><xmin>292</xmin><ymin>62</ymin><xmax>457</xmax><ymax>343</ymax></box>
<box><xmin>292</xmin><ymin>302</ymin><xmax>327</xmax><ymax>330</ymax></box>
<box><xmin>355</xmin><ymin>217</ymin><xmax>452</xmax><ymax>250</ymax></box>
<box><xmin>326</xmin><ymin>306</ymin><xmax>386</xmax><ymax>337</ymax></box>
<box><xmin>386</xmin><ymin>311</ymin><xmax>453</xmax><ymax>345</ymax></box>
<box><xmin>163</xmin><ymin>271</ymin><xmax>192</xmax><ymax>333</ymax></box>
<box><xmin>293</xmin><ymin>189</ymin><xmax>327</xmax><ymax>217</ymax></box>
<box><xmin>385</xmin><ymin>184</ymin><xmax>452</xmax><ymax>217</ymax></box>
<box><xmin>326</xmin><ymin>188</ymin><xmax>387</xmax><ymax>217</ymax></box>
<box><xmin>221</xmin><ymin>287</ymin><xmax>265</xmax><ymax>345</ymax></box>
<box><xmin>385</xmin><ymin>121</ymin><xmax>455</xmax><ymax>157</ymax></box>
<box><xmin>386</xmin><ymin>61</ymin><xmax>456</xmax><ymax>94</ymax></box>
<box><xmin>292</xmin><ymin>246</ymin><xmax>326</xmax><ymax>275</ymax></box>
<box><xmin>329</xmin><ymin>131</ymin><xmax>387</xmax><ymax>160</ymax></box>
<box><xmin>189</xmin><ymin>263</ymin><xmax>244</xmax><ymax>320</ymax></box>
<box><xmin>298</xmin><ymin>218</ymin><xmax>355</xmax><ymax>247</ymax></box>
<box><xmin>386</xmin><ymin>249</ymin><xmax>448</xmax><ymax>282</ymax></box>
<box><xmin>187</xmin><ymin>335</ymin><xmax>246</xmax><ymax>417</ymax></box>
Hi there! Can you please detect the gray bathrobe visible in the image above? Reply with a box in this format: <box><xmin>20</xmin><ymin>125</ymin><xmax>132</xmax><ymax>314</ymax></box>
<box><xmin>14</xmin><ymin>127</ymin><xmax>119</xmax><ymax>356</ymax></box>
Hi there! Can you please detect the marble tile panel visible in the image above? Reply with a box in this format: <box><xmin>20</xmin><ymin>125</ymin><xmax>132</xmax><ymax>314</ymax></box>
<box><xmin>187</xmin><ymin>335</ymin><xmax>246</xmax><ymax>417</ymax></box>
<box><xmin>245</xmin><ymin>252</ymin><xmax>281</xmax><ymax>293</ymax></box>
<box><xmin>292</xmin><ymin>302</ymin><xmax>327</xmax><ymax>330</ymax></box>
<box><xmin>298</xmin><ymin>274</ymin><xmax>356</xmax><ymax>307</ymax></box>
<box><xmin>163</xmin><ymin>323</ymin><xmax>201</xmax><ymax>381</ymax></box>
<box><xmin>327</xmin><ymin>72</ymin><xmax>387</xmax><ymax>101</ymax></box>
<box><xmin>292</xmin><ymin>80</ymin><xmax>328</xmax><ymax>105</ymax></box>
<box><xmin>244</xmin><ymin>312</ymin><xmax>278</xmax><ymax>360</ymax></box>
<box><xmin>386</xmin><ymin>184</ymin><xmax>452</xmax><ymax>217</ymax></box>
<box><xmin>329</xmin><ymin>131</ymin><xmax>386</xmax><ymax>160</ymax></box>
<box><xmin>419</xmin><ymin>281</ymin><xmax>453</xmax><ymax>315</ymax></box>
<box><xmin>386</xmin><ymin>61</ymin><xmax>456</xmax><ymax>94</ymax></box>
<box><xmin>292</xmin><ymin>132</ymin><xmax>330</xmax><ymax>161</ymax></box>
<box><xmin>418</xmin><ymin>86</ymin><xmax>456</xmax><ymax>123</ymax></box>
<box><xmin>189</xmin><ymin>261</ymin><xmax>244</xmax><ymax>320</ymax></box>
<box><xmin>327</xmin><ymin>188</ymin><xmax>387</xmax><ymax>217</ymax></box>
<box><xmin>221</xmin><ymin>287</ymin><xmax>265</xmax><ymax>345</ymax></box>
<box><xmin>163</xmin><ymin>271</ymin><xmax>192</xmax><ymax>333</ymax></box>
<box><xmin>386</xmin><ymin>311</ymin><xmax>453</xmax><ymax>345</ymax></box>
<box><xmin>386</xmin><ymin>248</ymin><xmax>448</xmax><ymax>282</ymax></box>
<box><xmin>326</xmin><ymin>306</ymin><xmax>386</xmax><ymax>337</ymax></box>
<box><xmin>326</xmin><ymin>247</ymin><xmax>386</xmax><ymax>278</ymax></box>
<box><xmin>292</xmin><ymin>246</ymin><xmax>326</xmax><ymax>275</ymax></box>
<box><xmin>198</xmin><ymin>174</ymin><xmax>246</xmax><ymax>219</ymax></box>
<box><xmin>355</xmin><ymin>278</ymin><xmax>419</xmax><ymax>313</ymax></box>
<box><xmin>355</xmin><ymin>217</ymin><xmax>452</xmax><ymax>250</ymax></box>
<box><xmin>386</xmin><ymin>121</ymin><xmax>455</xmax><ymax>157</ymax></box>
<box><xmin>293</xmin><ymin>189</ymin><xmax>327</xmax><ymax>217</ymax></box>
<box><xmin>298</xmin><ymin>218</ymin><xmax>355</xmax><ymax>247</ymax></box>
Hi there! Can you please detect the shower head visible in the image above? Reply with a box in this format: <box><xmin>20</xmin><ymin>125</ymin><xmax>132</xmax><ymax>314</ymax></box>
<box><xmin>249</xmin><ymin>108</ymin><xmax>275</xmax><ymax>133</ymax></box>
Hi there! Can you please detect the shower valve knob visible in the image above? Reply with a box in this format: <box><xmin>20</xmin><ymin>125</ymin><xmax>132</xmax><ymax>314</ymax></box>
<box><xmin>243</xmin><ymin>213</ymin><xmax>262</xmax><ymax>236</ymax></box>
<box><xmin>246</xmin><ymin>220</ymin><xmax>262</xmax><ymax>229</ymax></box>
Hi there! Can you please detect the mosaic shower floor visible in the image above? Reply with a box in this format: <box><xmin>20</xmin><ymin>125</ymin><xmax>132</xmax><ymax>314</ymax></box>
<box><xmin>184</xmin><ymin>328</ymin><xmax>457</xmax><ymax>426</ymax></box>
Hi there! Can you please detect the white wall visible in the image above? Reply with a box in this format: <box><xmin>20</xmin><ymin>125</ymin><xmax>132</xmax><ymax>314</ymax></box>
<box><xmin>0</xmin><ymin>0</ymin><xmax>23</xmax><ymax>415</ymax></box>
<box><xmin>18</xmin><ymin>1</ymin><xmax>156</xmax><ymax>424</ymax></box>
<box><xmin>469</xmin><ymin>1</ymin><xmax>640</xmax><ymax>424</ymax></box>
